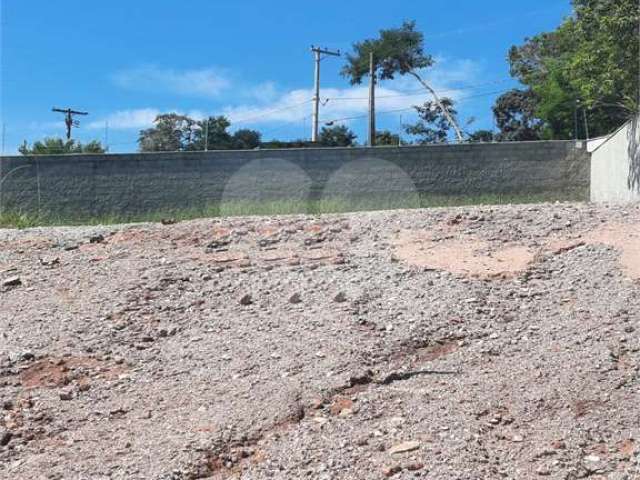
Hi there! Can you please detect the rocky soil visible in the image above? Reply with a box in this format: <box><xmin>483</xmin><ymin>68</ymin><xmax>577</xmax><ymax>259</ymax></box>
<box><xmin>1</xmin><ymin>202</ymin><xmax>639</xmax><ymax>480</ymax></box>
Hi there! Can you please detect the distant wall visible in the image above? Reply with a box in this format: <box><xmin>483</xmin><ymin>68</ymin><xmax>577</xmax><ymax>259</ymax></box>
<box><xmin>590</xmin><ymin>116</ymin><xmax>640</xmax><ymax>203</ymax></box>
<box><xmin>0</xmin><ymin>141</ymin><xmax>590</xmax><ymax>218</ymax></box>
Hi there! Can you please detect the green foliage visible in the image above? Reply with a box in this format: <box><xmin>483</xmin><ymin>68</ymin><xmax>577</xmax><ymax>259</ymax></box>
<box><xmin>569</xmin><ymin>0</ymin><xmax>639</xmax><ymax>112</ymax></box>
<box><xmin>19</xmin><ymin>138</ymin><xmax>106</xmax><ymax>155</ymax></box>
<box><xmin>0</xmin><ymin>191</ymin><xmax>587</xmax><ymax>229</ymax></box>
<box><xmin>375</xmin><ymin>130</ymin><xmax>401</xmax><ymax>146</ymax></box>
<box><xmin>231</xmin><ymin>129</ymin><xmax>262</xmax><ymax>150</ymax></box>
<box><xmin>318</xmin><ymin>125</ymin><xmax>357</xmax><ymax>147</ymax></box>
<box><xmin>342</xmin><ymin>20</ymin><xmax>464</xmax><ymax>141</ymax></box>
<box><xmin>503</xmin><ymin>0</ymin><xmax>639</xmax><ymax>139</ymax></box>
<box><xmin>138</xmin><ymin>113</ymin><xmax>195</xmax><ymax>152</ymax></box>
<box><xmin>139</xmin><ymin>114</ymin><xmax>263</xmax><ymax>151</ymax></box>
<box><xmin>260</xmin><ymin>139</ymin><xmax>313</xmax><ymax>149</ymax></box>
<box><xmin>189</xmin><ymin>116</ymin><xmax>233</xmax><ymax>151</ymax></box>
<box><xmin>467</xmin><ymin>130</ymin><xmax>496</xmax><ymax>143</ymax></box>
<box><xmin>341</xmin><ymin>21</ymin><xmax>432</xmax><ymax>85</ymax></box>
<box><xmin>493</xmin><ymin>89</ymin><xmax>543</xmax><ymax>141</ymax></box>
<box><xmin>404</xmin><ymin>98</ymin><xmax>457</xmax><ymax>144</ymax></box>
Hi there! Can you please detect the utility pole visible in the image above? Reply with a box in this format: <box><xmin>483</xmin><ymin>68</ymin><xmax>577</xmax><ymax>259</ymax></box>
<box><xmin>104</xmin><ymin>121</ymin><xmax>109</xmax><ymax>152</ymax></box>
<box><xmin>311</xmin><ymin>46</ymin><xmax>340</xmax><ymax>143</ymax></box>
<box><xmin>368</xmin><ymin>51</ymin><xmax>376</xmax><ymax>147</ymax></box>
<box><xmin>582</xmin><ymin>106</ymin><xmax>590</xmax><ymax>141</ymax></box>
<box><xmin>52</xmin><ymin>107</ymin><xmax>88</xmax><ymax>140</ymax></box>
<box><xmin>204</xmin><ymin>118</ymin><xmax>209</xmax><ymax>151</ymax></box>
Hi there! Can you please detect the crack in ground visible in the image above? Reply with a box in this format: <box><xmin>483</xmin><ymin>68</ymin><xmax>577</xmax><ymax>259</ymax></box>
<box><xmin>170</xmin><ymin>341</ymin><xmax>462</xmax><ymax>479</ymax></box>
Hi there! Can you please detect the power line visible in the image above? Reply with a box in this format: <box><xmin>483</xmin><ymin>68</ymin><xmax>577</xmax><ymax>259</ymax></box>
<box><xmin>224</xmin><ymin>79</ymin><xmax>510</xmax><ymax>129</ymax></box>
<box><xmin>229</xmin><ymin>99</ymin><xmax>313</xmax><ymax>126</ymax></box>
<box><xmin>325</xmin><ymin>78</ymin><xmax>513</xmax><ymax>102</ymax></box>
<box><xmin>321</xmin><ymin>88</ymin><xmax>511</xmax><ymax>124</ymax></box>
<box><xmin>260</xmin><ymin>114</ymin><xmax>312</xmax><ymax>138</ymax></box>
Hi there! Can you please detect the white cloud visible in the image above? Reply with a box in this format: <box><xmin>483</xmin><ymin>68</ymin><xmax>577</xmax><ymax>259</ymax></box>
<box><xmin>87</xmin><ymin>108</ymin><xmax>160</xmax><ymax>130</ymax></box>
<box><xmin>94</xmin><ymin>58</ymin><xmax>489</xmax><ymax>132</ymax></box>
<box><xmin>112</xmin><ymin>66</ymin><xmax>231</xmax><ymax>98</ymax></box>
<box><xmin>87</xmin><ymin>108</ymin><xmax>214</xmax><ymax>131</ymax></box>
<box><xmin>224</xmin><ymin>58</ymin><xmax>484</xmax><ymax>127</ymax></box>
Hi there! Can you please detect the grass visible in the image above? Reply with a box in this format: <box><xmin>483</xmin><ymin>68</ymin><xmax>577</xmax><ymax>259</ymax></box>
<box><xmin>0</xmin><ymin>190</ymin><xmax>588</xmax><ymax>229</ymax></box>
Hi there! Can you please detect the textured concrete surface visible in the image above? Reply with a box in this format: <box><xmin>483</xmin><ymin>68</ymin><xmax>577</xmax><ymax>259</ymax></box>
<box><xmin>591</xmin><ymin>116</ymin><xmax>640</xmax><ymax>203</ymax></box>
<box><xmin>0</xmin><ymin>141</ymin><xmax>590</xmax><ymax>217</ymax></box>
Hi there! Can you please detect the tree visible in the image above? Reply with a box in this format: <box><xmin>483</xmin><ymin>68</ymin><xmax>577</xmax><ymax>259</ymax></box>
<box><xmin>260</xmin><ymin>139</ymin><xmax>313</xmax><ymax>149</ymax></box>
<box><xmin>493</xmin><ymin>89</ymin><xmax>543</xmax><ymax>141</ymax></box>
<box><xmin>319</xmin><ymin>125</ymin><xmax>357</xmax><ymax>147</ymax></box>
<box><xmin>504</xmin><ymin>0</ymin><xmax>639</xmax><ymax>138</ymax></box>
<box><xmin>404</xmin><ymin>98</ymin><xmax>458</xmax><ymax>144</ymax></box>
<box><xmin>19</xmin><ymin>138</ymin><xmax>106</xmax><ymax>155</ymax></box>
<box><xmin>467</xmin><ymin>130</ymin><xmax>496</xmax><ymax>143</ymax></box>
<box><xmin>375</xmin><ymin>130</ymin><xmax>401</xmax><ymax>146</ymax></box>
<box><xmin>342</xmin><ymin>21</ymin><xmax>464</xmax><ymax>142</ymax></box>
<box><xmin>569</xmin><ymin>0</ymin><xmax>639</xmax><ymax>113</ymax></box>
<box><xmin>260</xmin><ymin>138</ymin><xmax>317</xmax><ymax>149</ymax></box>
<box><xmin>232</xmin><ymin>129</ymin><xmax>262</xmax><ymax>150</ymax></box>
<box><xmin>139</xmin><ymin>114</ymin><xmax>263</xmax><ymax>151</ymax></box>
<box><xmin>189</xmin><ymin>116</ymin><xmax>233</xmax><ymax>151</ymax></box>
<box><xmin>138</xmin><ymin>113</ymin><xmax>195</xmax><ymax>152</ymax></box>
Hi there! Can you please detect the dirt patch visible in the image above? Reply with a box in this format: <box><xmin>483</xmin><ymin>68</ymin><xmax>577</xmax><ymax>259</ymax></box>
<box><xmin>20</xmin><ymin>357</ymin><xmax>124</xmax><ymax>389</ymax></box>
<box><xmin>329</xmin><ymin>396</ymin><xmax>355</xmax><ymax>416</ymax></box>
<box><xmin>415</xmin><ymin>341</ymin><xmax>459</xmax><ymax>363</ymax></box>
<box><xmin>394</xmin><ymin>220</ymin><xmax>640</xmax><ymax>280</ymax></box>
<box><xmin>394</xmin><ymin>232</ymin><xmax>533</xmax><ymax>279</ymax></box>
<box><xmin>618</xmin><ymin>439</ymin><xmax>636</xmax><ymax>457</ymax></box>
<box><xmin>586</xmin><ymin>223</ymin><xmax>640</xmax><ymax>280</ymax></box>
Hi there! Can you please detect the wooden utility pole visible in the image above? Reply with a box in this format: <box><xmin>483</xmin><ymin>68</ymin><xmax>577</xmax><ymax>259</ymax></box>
<box><xmin>52</xmin><ymin>107</ymin><xmax>88</xmax><ymax>140</ymax></box>
<box><xmin>310</xmin><ymin>46</ymin><xmax>340</xmax><ymax>142</ymax></box>
<box><xmin>368</xmin><ymin>51</ymin><xmax>376</xmax><ymax>147</ymax></box>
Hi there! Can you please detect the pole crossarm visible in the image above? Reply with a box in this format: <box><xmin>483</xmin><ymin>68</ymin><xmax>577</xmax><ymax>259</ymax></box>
<box><xmin>52</xmin><ymin>107</ymin><xmax>89</xmax><ymax>140</ymax></box>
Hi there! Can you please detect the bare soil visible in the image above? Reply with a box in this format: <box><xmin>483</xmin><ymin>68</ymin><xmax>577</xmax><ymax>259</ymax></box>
<box><xmin>1</xmin><ymin>202</ymin><xmax>639</xmax><ymax>479</ymax></box>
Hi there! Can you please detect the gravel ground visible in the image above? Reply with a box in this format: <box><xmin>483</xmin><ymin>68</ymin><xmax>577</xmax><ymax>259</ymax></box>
<box><xmin>1</xmin><ymin>202</ymin><xmax>639</xmax><ymax>480</ymax></box>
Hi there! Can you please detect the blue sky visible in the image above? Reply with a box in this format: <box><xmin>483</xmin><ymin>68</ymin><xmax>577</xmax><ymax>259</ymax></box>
<box><xmin>0</xmin><ymin>0</ymin><xmax>572</xmax><ymax>153</ymax></box>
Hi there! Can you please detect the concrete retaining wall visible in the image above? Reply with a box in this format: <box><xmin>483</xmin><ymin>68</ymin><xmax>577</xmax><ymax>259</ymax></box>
<box><xmin>0</xmin><ymin>141</ymin><xmax>590</xmax><ymax>217</ymax></box>
<box><xmin>590</xmin><ymin>116</ymin><xmax>640</xmax><ymax>203</ymax></box>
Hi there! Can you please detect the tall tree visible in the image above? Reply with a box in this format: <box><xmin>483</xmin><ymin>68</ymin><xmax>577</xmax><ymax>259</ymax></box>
<box><xmin>342</xmin><ymin>21</ymin><xmax>464</xmax><ymax>142</ymax></box>
<box><xmin>139</xmin><ymin>114</ymin><xmax>263</xmax><ymax>151</ymax></box>
<box><xmin>504</xmin><ymin>0</ymin><xmax>639</xmax><ymax>138</ymax></box>
<box><xmin>467</xmin><ymin>130</ymin><xmax>496</xmax><ymax>143</ymax></box>
<box><xmin>493</xmin><ymin>89</ymin><xmax>543</xmax><ymax>141</ymax></box>
<box><xmin>189</xmin><ymin>116</ymin><xmax>233</xmax><ymax>151</ymax></box>
<box><xmin>19</xmin><ymin>138</ymin><xmax>106</xmax><ymax>155</ymax></box>
<box><xmin>375</xmin><ymin>130</ymin><xmax>401</xmax><ymax>146</ymax></box>
<box><xmin>569</xmin><ymin>0</ymin><xmax>639</xmax><ymax>113</ymax></box>
<box><xmin>138</xmin><ymin>113</ymin><xmax>196</xmax><ymax>152</ymax></box>
<box><xmin>319</xmin><ymin>125</ymin><xmax>357</xmax><ymax>147</ymax></box>
<box><xmin>404</xmin><ymin>98</ymin><xmax>458</xmax><ymax>144</ymax></box>
<box><xmin>232</xmin><ymin>129</ymin><xmax>262</xmax><ymax>150</ymax></box>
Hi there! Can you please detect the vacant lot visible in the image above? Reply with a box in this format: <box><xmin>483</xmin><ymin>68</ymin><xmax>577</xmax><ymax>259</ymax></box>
<box><xmin>1</xmin><ymin>203</ymin><xmax>639</xmax><ymax>479</ymax></box>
